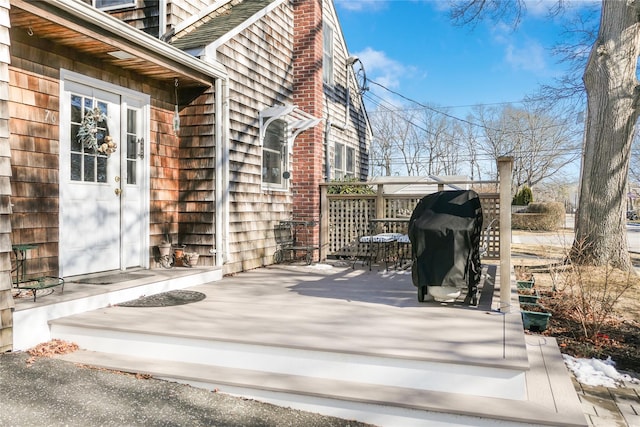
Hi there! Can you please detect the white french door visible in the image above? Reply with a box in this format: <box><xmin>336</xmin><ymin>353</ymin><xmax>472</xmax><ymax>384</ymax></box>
<box><xmin>59</xmin><ymin>73</ymin><xmax>149</xmax><ymax>277</ymax></box>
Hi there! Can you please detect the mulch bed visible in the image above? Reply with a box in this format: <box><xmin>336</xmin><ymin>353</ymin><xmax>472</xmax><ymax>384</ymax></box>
<box><xmin>540</xmin><ymin>299</ymin><xmax>640</xmax><ymax>375</ymax></box>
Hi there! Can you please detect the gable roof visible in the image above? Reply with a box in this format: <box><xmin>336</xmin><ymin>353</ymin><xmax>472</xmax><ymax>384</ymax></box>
<box><xmin>170</xmin><ymin>0</ymin><xmax>276</xmax><ymax>51</ymax></box>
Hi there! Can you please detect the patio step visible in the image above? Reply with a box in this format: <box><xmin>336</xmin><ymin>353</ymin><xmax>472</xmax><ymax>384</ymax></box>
<box><xmin>50</xmin><ymin>321</ymin><xmax>586</xmax><ymax>426</ymax></box>
<box><xmin>56</xmin><ymin>340</ymin><xmax>585</xmax><ymax>427</ymax></box>
<box><xmin>13</xmin><ymin>268</ymin><xmax>223</xmax><ymax>350</ymax></box>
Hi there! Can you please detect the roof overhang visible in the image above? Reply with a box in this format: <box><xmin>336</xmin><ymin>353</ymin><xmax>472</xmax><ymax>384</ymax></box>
<box><xmin>9</xmin><ymin>0</ymin><xmax>228</xmax><ymax>89</ymax></box>
<box><xmin>259</xmin><ymin>104</ymin><xmax>322</xmax><ymax>146</ymax></box>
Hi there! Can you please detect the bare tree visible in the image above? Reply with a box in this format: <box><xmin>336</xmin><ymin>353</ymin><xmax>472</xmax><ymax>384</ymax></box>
<box><xmin>451</xmin><ymin>0</ymin><xmax>639</xmax><ymax>271</ymax></box>
<box><xmin>391</xmin><ymin>109</ymin><xmax>422</xmax><ymax>176</ymax></box>
<box><xmin>369</xmin><ymin>105</ymin><xmax>466</xmax><ymax>177</ymax></box>
<box><xmin>473</xmin><ymin>103</ymin><xmax>579</xmax><ymax>189</ymax></box>
<box><xmin>414</xmin><ymin>108</ymin><xmax>463</xmax><ymax>176</ymax></box>
<box><xmin>457</xmin><ymin>119</ymin><xmax>483</xmax><ymax>181</ymax></box>
<box><xmin>369</xmin><ymin>107</ymin><xmax>396</xmax><ymax>176</ymax></box>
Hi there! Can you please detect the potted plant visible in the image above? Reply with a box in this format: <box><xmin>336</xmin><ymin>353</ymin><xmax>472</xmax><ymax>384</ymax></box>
<box><xmin>183</xmin><ymin>252</ymin><xmax>200</xmax><ymax>267</ymax></box>
<box><xmin>520</xmin><ymin>302</ymin><xmax>552</xmax><ymax>332</ymax></box>
<box><xmin>157</xmin><ymin>224</ymin><xmax>172</xmax><ymax>257</ymax></box>
<box><xmin>173</xmin><ymin>244</ymin><xmax>187</xmax><ymax>267</ymax></box>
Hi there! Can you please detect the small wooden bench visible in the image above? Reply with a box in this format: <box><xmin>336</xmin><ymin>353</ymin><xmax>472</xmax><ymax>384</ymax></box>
<box><xmin>12</xmin><ymin>244</ymin><xmax>64</xmax><ymax>302</ymax></box>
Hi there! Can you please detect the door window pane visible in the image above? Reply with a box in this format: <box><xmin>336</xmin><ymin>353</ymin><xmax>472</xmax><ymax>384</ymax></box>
<box><xmin>71</xmin><ymin>153</ymin><xmax>81</xmax><ymax>181</ymax></box>
<box><xmin>84</xmin><ymin>155</ymin><xmax>95</xmax><ymax>182</ymax></box>
<box><xmin>126</xmin><ymin>108</ymin><xmax>139</xmax><ymax>185</ymax></box>
<box><xmin>127</xmin><ymin>135</ymin><xmax>137</xmax><ymax>184</ymax></box>
<box><xmin>97</xmin><ymin>156</ymin><xmax>107</xmax><ymax>183</ymax></box>
<box><xmin>70</xmin><ymin>94</ymin><xmax>112</xmax><ymax>183</ymax></box>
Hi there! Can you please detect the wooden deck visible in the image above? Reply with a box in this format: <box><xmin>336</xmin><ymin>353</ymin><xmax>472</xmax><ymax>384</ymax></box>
<box><xmin>12</xmin><ymin>261</ymin><xmax>587</xmax><ymax>426</ymax></box>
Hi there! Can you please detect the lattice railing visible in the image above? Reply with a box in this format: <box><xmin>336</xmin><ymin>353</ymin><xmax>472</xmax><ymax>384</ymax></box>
<box><xmin>320</xmin><ymin>183</ymin><xmax>501</xmax><ymax>260</ymax></box>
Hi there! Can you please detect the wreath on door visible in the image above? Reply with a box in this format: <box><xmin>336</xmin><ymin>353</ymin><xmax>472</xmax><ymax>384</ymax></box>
<box><xmin>77</xmin><ymin>107</ymin><xmax>118</xmax><ymax>156</ymax></box>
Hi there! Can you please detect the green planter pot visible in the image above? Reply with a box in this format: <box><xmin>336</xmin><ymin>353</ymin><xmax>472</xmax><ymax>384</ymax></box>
<box><xmin>521</xmin><ymin>308</ymin><xmax>552</xmax><ymax>332</ymax></box>
<box><xmin>518</xmin><ymin>295</ymin><xmax>540</xmax><ymax>304</ymax></box>
<box><xmin>516</xmin><ymin>280</ymin><xmax>535</xmax><ymax>289</ymax></box>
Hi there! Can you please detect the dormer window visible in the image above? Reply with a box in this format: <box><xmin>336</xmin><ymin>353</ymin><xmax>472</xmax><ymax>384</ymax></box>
<box><xmin>94</xmin><ymin>0</ymin><xmax>136</xmax><ymax>10</ymax></box>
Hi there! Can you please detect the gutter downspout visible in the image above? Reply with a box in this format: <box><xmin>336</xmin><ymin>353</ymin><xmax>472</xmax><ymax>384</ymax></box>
<box><xmin>204</xmin><ymin>45</ymin><xmax>229</xmax><ymax>267</ymax></box>
<box><xmin>324</xmin><ymin>118</ymin><xmax>331</xmax><ymax>181</ymax></box>
<box><xmin>214</xmin><ymin>77</ymin><xmax>230</xmax><ymax>266</ymax></box>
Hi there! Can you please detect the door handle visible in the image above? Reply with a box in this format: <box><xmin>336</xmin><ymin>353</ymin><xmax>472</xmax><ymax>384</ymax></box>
<box><xmin>114</xmin><ymin>188</ymin><xmax>122</xmax><ymax>196</ymax></box>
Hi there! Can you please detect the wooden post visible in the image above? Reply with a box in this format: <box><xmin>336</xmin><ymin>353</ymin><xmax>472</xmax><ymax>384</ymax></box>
<box><xmin>375</xmin><ymin>183</ymin><xmax>385</xmax><ymax>220</ymax></box>
<box><xmin>498</xmin><ymin>157</ymin><xmax>513</xmax><ymax>313</ymax></box>
<box><xmin>319</xmin><ymin>184</ymin><xmax>328</xmax><ymax>261</ymax></box>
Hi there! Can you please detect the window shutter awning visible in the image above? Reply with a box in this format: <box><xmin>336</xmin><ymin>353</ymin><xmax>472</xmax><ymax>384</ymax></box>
<box><xmin>259</xmin><ymin>104</ymin><xmax>322</xmax><ymax>146</ymax></box>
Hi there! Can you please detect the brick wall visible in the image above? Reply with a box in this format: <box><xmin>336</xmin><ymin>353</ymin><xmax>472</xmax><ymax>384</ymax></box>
<box><xmin>292</xmin><ymin>0</ymin><xmax>324</xmax><ymax>243</ymax></box>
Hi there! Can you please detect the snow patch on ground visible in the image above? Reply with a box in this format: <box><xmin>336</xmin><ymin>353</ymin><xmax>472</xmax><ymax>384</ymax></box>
<box><xmin>564</xmin><ymin>355</ymin><xmax>640</xmax><ymax>387</ymax></box>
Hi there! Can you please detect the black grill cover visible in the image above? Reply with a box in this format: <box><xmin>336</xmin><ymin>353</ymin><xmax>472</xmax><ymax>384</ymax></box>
<box><xmin>409</xmin><ymin>190</ymin><xmax>483</xmax><ymax>295</ymax></box>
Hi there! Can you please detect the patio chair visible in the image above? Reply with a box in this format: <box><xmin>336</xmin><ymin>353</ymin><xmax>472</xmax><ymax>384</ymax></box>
<box><xmin>353</xmin><ymin>232</ymin><xmax>402</xmax><ymax>271</ymax></box>
<box><xmin>395</xmin><ymin>233</ymin><xmax>412</xmax><ymax>269</ymax></box>
<box><xmin>274</xmin><ymin>221</ymin><xmax>315</xmax><ymax>264</ymax></box>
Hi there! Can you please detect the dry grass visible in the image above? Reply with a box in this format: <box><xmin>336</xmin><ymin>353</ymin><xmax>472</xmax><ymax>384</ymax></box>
<box><xmin>512</xmin><ymin>241</ymin><xmax>640</xmax><ymax>374</ymax></box>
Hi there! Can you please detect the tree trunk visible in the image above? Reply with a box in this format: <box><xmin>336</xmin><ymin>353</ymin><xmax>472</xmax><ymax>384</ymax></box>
<box><xmin>574</xmin><ymin>0</ymin><xmax>640</xmax><ymax>271</ymax></box>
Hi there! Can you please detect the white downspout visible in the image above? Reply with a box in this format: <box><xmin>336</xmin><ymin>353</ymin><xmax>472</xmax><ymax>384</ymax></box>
<box><xmin>214</xmin><ymin>77</ymin><xmax>230</xmax><ymax>266</ymax></box>
<box><xmin>203</xmin><ymin>44</ymin><xmax>229</xmax><ymax>267</ymax></box>
<box><xmin>324</xmin><ymin>118</ymin><xmax>332</xmax><ymax>181</ymax></box>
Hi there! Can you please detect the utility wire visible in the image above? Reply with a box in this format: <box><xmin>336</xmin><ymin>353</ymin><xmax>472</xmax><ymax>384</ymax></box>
<box><xmin>365</xmin><ymin>78</ymin><xmax>582</xmax><ymax>135</ymax></box>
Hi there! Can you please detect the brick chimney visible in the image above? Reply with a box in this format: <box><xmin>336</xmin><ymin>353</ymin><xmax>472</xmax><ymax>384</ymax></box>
<box><xmin>292</xmin><ymin>0</ymin><xmax>325</xmax><ymax>230</ymax></box>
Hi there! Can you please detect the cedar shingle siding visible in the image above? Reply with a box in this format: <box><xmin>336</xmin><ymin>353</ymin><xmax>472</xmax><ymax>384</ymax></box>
<box><xmin>8</xmin><ymin>20</ymin><xmax>216</xmax><ymax>276</ymax></box>
<box><xmin>178</xmin><ymin>89</ymin><xmax>215</xmax><ymax>251</ymax></box>
<box><xmin>215</xmin><ymin>3</ymin><xmax>296</xmax><ymax>272</ymax></box>
<box><xmin>0</xmin><ymin>1</ymin><xmax>13</xmax><ymax>353</ymax></box>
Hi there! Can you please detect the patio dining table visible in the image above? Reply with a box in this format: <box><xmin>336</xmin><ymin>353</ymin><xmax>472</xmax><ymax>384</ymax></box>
<box><xmin>364</xmin><ymin>217</ymin><xmax>411</xmax><ymax>269</ymax></box>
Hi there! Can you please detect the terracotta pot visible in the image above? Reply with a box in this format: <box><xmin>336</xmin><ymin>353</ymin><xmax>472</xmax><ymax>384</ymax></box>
<box><xmin>174</xmin><ymin>245</ymin><xmax>186</xmax><ymax>267</ymax></box>
<box><xmin>174</xmin><ymin>246</ymin><xmax>185</xmax><ymax>259</ymax></box>
<box><xmin>184</xmin><ymin>252</ymin><xmax>200</xmax><ymax>267</ymax></box>
<box><xmin>158</xmin><ymin>243</ymin><xmax>172</xmax><ymax>257</ymax></box>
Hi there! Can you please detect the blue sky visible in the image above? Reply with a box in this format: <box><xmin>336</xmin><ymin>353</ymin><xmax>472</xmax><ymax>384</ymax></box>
<box><xmin>334</xmin><ymin>0</ymin><xmax>598</xmax><ymax>114</ymax></box>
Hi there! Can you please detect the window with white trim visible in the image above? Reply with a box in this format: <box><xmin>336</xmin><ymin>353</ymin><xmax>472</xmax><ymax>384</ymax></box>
<box><xmin>346</xmin><ymin>146</ymin><xmax>355</xmax><ymax>177</ymax></box>
<box><xmin>323</xmin><ymin>22</ymin><xmax>334</xmax><ymax>85</ymax></box>
<box><xmin>335</xmin><ymin>143</ymin><xmax>355</xmax><ymax>180</ymax></box>
<box><xmin>94</xmin><ymin>0</ymin><xmax>136</xmax><ymax>10</ymax></box>
<box><xmin>262</xmin><ymin>119</ymin><xmax>288</xmax><ymax>190</ymax></box>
